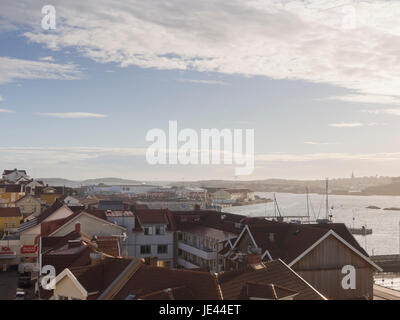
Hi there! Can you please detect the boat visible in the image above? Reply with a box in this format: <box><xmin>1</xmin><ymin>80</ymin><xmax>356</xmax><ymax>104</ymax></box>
<box><xmin>349</xmin><ymin>226</ymin><xmax>372</xmax><ymax>235</ymax></box>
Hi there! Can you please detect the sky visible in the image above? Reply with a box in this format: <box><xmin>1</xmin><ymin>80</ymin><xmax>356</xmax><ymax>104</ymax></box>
<box><xmin>1</xmin><ymin>0</ymin><xmax>400</xmax><ymax>181</ymax></box>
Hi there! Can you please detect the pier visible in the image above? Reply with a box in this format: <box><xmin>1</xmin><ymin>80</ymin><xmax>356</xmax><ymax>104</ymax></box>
<box><xmin>371</xmin><ymin>255</ymin><xmax>400</xmax><ymax>273</ymax></box>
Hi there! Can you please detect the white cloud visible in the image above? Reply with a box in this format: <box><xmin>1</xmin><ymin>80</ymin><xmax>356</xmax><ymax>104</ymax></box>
<box><xmin>1</xmin><ymin>146</ymin><xmax>400</xmax><ymax>180</ymax></box>
<box><xmin>362</xmin><ymin>109</ymin><xmax>400</xmax><ymax>116</ymax></box>
<box><xmin>328</xmin><ymin>94</ymin><xmax>400</xmax><ymax>105</ymax></box>
<box><xmin>39</xmin><ymin>56</ymin><xmax>55</xmax><ymax>62</ymax></box>
<box><xmin>37</xmin><ymin>112</ymin><xmax>106</xmax><ymax>119</ymax></box>
<box><xmin>255</xmin><ymin>151</ymin><xmax>400</xmax><ymax>163</ymax></box>
<box><xmin>0</xmin><ymin>96</ymin><xmax>3</xmax><ymax>101</ymax></box>
<box><xmin>178</xmin><ymin>79</ymin><xmax>227</xmax><ymax>85</ymax></box>
<box><xmin>0</xmin><ymin>109</ymin><xmax>13</xmax><ymax>113</ymax></box>
<box><xmin>304</xmin><ymin>141</ymin><xmax>341</xmax><ymax>145</ymax></box>
<box><xmin>328</xmin><ymin>122</ymin><xmax>386</xmax><ymax>127</ymax></box>
<box><xmin>0</xmin><ymin>57</ymin><xmax>82</xmax><ymax>84</ymax></box>
<box><xmin>1</xmin><ymin>0</ymin><xmax>400</xmax><ymax>101</ymax></box>
<box><xmin>329</xmin><ymin>122</ymin><xmax>362</xmax><ymax>127</ymax></box>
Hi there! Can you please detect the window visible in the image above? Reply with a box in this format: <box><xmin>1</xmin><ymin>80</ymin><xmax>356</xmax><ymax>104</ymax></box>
<box><xmin>155</xmin><ymin>225</ymin><xmax>165</xmax><ymax>235</ymax></box>
<box><xmin>144</xmin><ymin>227</ymin><xmax>153</xmax><ymax>235</ymax></box>
<box><xmin>140</xmin><ymin>245</ymin><xmax>151</xmax><ymax>255</ymax></box>
<box><xmin>157</xmin><ymin>245</ymin><xmax>168</xmax><ymax>254</ymax></box>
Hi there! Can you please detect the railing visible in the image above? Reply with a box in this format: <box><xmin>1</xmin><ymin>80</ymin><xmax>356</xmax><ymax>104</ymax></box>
<box><xmin>178</xmin><ymin>241</ymin><xmax>217</xmax><ymax>260</ymax></box>
<box><xmin>179</xmin><ymin>240</ymin><xmax>214</xmax><ymax>252</ymax></box>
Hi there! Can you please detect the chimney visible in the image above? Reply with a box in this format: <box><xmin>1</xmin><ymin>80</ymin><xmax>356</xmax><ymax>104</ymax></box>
<box><xmin>75</xmin><ymin>222</ymin><xmax>81</xmax><ymax>233</ymax></box>
<box><xmin>144</xmin><ymin>256</ymin><xmax>158</xmax><ymax>267</ymax></box>
<box><xmin>247</xmin><ymin>253</ymin><xmax>262</xmax><ymax>265</ymax></box>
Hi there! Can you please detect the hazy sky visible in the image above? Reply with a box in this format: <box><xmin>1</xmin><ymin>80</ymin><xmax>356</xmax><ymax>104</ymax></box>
<box><xmin>1</xmin><ymin>0</ymin><xmax>400</xmax><ymax>181</ymax></box>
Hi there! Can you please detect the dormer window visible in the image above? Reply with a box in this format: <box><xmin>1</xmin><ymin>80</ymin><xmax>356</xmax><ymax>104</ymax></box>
<box><xmin>144</xmin><ymin>227</ymin><xmax>153</xmax><ymax>235</ymax></box>
<box><xmin>155</xmin><ymin>225</ymin><xmax>165</xmax><ymax>235</ymax></box>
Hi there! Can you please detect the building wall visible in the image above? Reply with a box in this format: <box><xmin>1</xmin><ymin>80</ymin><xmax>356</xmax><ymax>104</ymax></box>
<box><xmin>139</xmin><ymin>200</ymin><xmax>206</xmax><ymax>211</ymax></box>
<box><xmin>292</xmin><ymin>235</ymin><xmax>375</xmax><ymax>300</ymax></box>
<box><xmin>133</xmin><ymin>229</ymin><xmax>174</xmax><ymax>266</ymax></box>
<box><xmin>53</xmin><ymin>276</ymin><xmax>86</xmax><ymax>300</ymax></box>
<box><xmin>0</xmin><ymin>215</ymin><xmax>23</xmax><ymax>231</ymax></box>
<box><xmin>176</xmin><ymin>231</ymin><xmax>225</xmax><ymax>273</ymax></box>
<box><xmin>15</xmin><ymin>196</ymin><xmax>41</xmax><ymax>217</ymax></box>
<box><xmin>40</xmin><ymin>194</ymin><xmax>62</xmax><ymax>206</ymax></box>
<box><xmin>50</xmin><ymin>214</ymin><xmax>125</xmax><ymax>238</ymax></box>
<box><xmin>106</xmin><ymin>215</ymin><xmax>135</xmax><ymax>256</ymax></box>
<box><xmin>0</xmin><ymin>239</ymin><xmax>20</xmax><ymax>265</ymax></box>
<box><xmin>212</xmin><ymin>190</ymin><xmax>232</xmax><ymax>200</ymax></box>
<box><xmin>0</xmin><ymin>191</ymin><xmax>25</xmax><ymax>205</ymax></box>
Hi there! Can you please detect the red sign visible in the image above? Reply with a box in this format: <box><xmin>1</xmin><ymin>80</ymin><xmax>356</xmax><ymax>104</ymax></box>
<box><xmin>20</xmin><ymin>245</ymin><xmax>37</xmax><ymax>254</ymax></box>
<box><xmin>1</xmin><ymin>246</ymin><xmax>10</xmax><ymax>252</ymax></box>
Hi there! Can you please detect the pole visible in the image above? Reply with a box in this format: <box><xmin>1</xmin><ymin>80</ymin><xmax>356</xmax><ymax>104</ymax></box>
<box><xmin>306</xmin><ymin>187</ymin><xmax>310</xmax><ymax>223</ymax></box>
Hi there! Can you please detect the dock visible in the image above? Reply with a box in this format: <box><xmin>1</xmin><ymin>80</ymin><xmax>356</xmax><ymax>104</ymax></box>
<box><xmin>371</xmin><ymin>254</ymin><xmax>400</xmax><ymax>272</ymax></box>
<box><xmin>349</xmin><ymin>227</ymin><xmax>372</xmax><ymax>235</ymax></box>
<box><xmin>374</xmin><ymin>284</ymin><xmax>400</xmax><ymax>300</ymax></box>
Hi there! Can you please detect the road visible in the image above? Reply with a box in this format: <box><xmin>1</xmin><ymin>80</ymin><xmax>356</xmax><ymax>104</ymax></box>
<box><xmin>0</xmin><ymin>270</ymin><xmax>18</xmax><ymax>300</ymax></box>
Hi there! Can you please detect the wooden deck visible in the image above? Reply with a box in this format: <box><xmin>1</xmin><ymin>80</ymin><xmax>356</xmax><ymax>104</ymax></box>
<box><xmin>374</xmin><ymin>284</ymin><xmax>400</xmax><ymax>300</ymax></box>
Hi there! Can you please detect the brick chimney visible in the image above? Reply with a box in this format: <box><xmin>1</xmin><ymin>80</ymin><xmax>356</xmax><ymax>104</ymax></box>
<box><xmin>247</xmin><ymin>253</ymin><xmax>262</xmax><ymax>265</ymax></box>
<box><xmin>75</xmin><ymin>222</ymin><xmax>81</xmax><ymax>233</ymax></box>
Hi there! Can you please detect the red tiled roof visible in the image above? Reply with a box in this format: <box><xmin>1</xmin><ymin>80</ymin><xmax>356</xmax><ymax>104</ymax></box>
<box><xmin>172</xmin><ymin>210</ymin><xmax>244</xmax><ymax>235</ymax></box>
<box><xmin>4</xmin><ymin>184</ymin><xmax>22</xmax><ymax>193</ymax></box>
<box><xmin>135</xmin><ymin>209</ymin><xmax>169</xmax><ymax>225</ymax></box>
<box><xmin>139</xmin><ymin>286</ymin><xmax>196</xmax><ymax>300</ymax></box>
<box><xmin>182</xmin><ymin>225</ymin><xmax>237</xmax><ymax>241</ymax></box>
<box><xmin>3</xmin><ymin>169</ymin><xmax>26</xmax><ymax>175</ymax></box>
<box><xmin>217</xmin><ymin>259</ymin><xmax>325</xmax><ymax>300</ymax></box>
<box><xmin>96</xmin><ymin>237</ymin><xmax>122</xmax><ymax>257</ymax></box>
<box><xmin>113</xmin><ymin>263</ymin><xmax>221</xmax><ymax>300</ymax></box>
<box><xmin>0</xmin><ymin>207</ymin><xmax>21</xmax><ymax>217</ymax></box>
<box><xmin>42</xmin><ymin>244</ymin><xmax>92</xmax><ymax>275</ymax></box>
<box><xmin>69</xmin><ymin>258</ymin><xmax>132</xmax><ymax>295</ymax></box>
<box><xmin>242</xmin><ymin>219</ymin><xmax>369</xmax><ymax>263</ymax></box>
<box><xmin>239</xmin><ymin>282</ymin><xmax>298</xmax><ymax>300</ymax></box>
<box><xmin>36</xmin><ymin>199</ymin><xmax>66</xmax><ymax>224</ymax></box>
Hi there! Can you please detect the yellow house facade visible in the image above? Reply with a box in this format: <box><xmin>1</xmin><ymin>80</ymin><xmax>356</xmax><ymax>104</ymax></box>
<box><xmin>0</xmin><ymin>185</ymin><xmax>25</xmax><ymax>206</ymax></box>
<box><xmin>0</xmin><ymin>207</ymin><xmax>23</xmax><ymax>231</ymax></box>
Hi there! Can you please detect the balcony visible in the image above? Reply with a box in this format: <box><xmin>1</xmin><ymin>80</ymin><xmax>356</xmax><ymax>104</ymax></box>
<box><xmin>178</xmin><ymin>241</ymin><xmax>217</xmax><ymax>260</ymax></box>
<box><xmin>177</xmin><ymin>257</ymin><xmax>199</xmax><ymax>269</ymax></box>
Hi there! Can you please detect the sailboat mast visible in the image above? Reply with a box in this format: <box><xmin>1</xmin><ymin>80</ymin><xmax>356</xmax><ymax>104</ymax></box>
<box><xmin>325</xmin><ymin>178</ymin><xmax>329</xmax><ymax>220</ymax></box>
<box><xmin>306</xmin><ymin>187</ymin><xmax>310</xmax><ymax>223</ymax></box>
